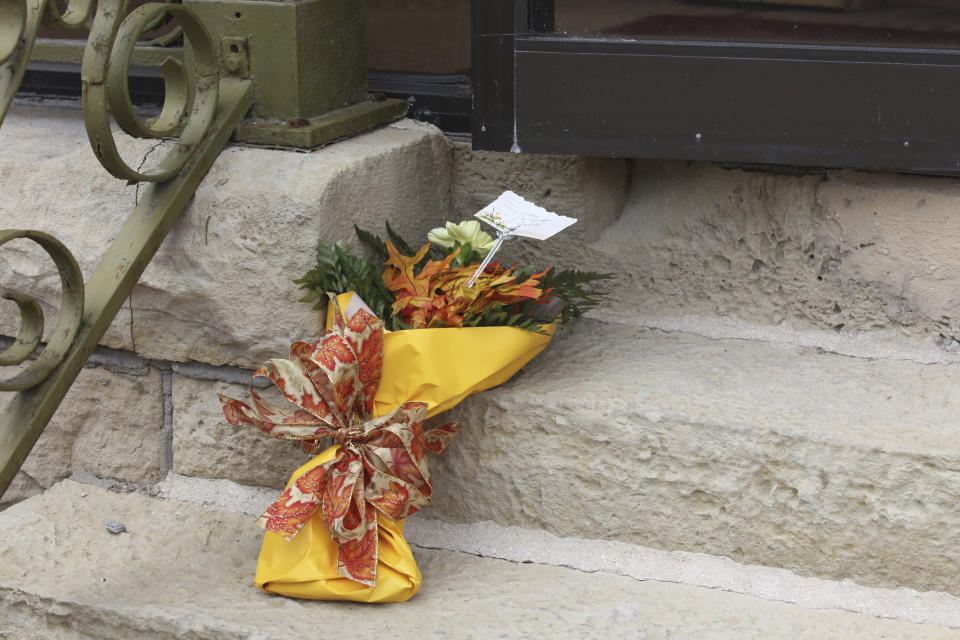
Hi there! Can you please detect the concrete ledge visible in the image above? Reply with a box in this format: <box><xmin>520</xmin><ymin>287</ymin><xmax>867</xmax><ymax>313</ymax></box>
<box><xmin>453</xmin><ymin>153</ymin><xmax>960</xmax><ymax>363</ymax></box>
<box><xmin>8</xmin><ymin>109</ymin><xmax>960</xmax><ymax>369</ymax></box>
<box><xmin>1</xmin><ymin>481</ymin><xmax>957</xmax><ymax>640</ymax></box>
<box><xmin>426</xmin><ymin>321</ymin><xmax>960</xmax><ymax>596</ymax></box>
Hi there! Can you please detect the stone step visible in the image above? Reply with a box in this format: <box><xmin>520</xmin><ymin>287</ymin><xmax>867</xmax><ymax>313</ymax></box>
<box><xmin>0</xmin><ymin>103</ymin><xmax>452</xmax><ymax>370</ymax></box>
<box><xmin>2</xmin><ymin>480</ymin><xmax>959</xmax><ymax>640</ymax></box>
<box><xmin>4</xmin><ymin>99</ymin><xmax>960</xmax><ymax>613</ymax></box>
<box><xmin>421</xmin><ymin>321</ymin><xmax>960</xmax><ymax>597</ymax></box>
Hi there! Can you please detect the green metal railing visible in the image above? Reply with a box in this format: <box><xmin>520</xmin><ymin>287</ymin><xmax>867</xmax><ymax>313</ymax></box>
<box><xmin>0</xmin><ymin>0</ymin><xmax>255</xmax><ymax>499</ymax></box>
<box><xmin>0</xmin><ymin>0</ymin><xmax>405</xmax><ymax>499</ymax></box>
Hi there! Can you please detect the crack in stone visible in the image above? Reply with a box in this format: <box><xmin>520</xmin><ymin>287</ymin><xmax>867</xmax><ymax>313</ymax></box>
<box><xmin>407</xmin><ymin>540</ymin><xmax>960</xmax><ymax>629</ymax></box>
<box><xmin>160</xmin><ymin>366</ymin><xmax>174</xmax><ymax>477</ymax></box>
<box><xmin>134</xmin><ymin>141</ymin><xmax>164</xmax><ymax>206</ymax></box>
<box><xmin>127</xmin><ymin>288</ymin><xmax>136</xmax><ymax>354</ymax></box>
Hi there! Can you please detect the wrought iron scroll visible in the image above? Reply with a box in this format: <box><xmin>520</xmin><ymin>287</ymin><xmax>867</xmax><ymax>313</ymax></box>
<box><xmin>0</xmin><ymin>0</ymin><xmax>44</xmax><ymax>124</ymax></box>
<box><xmin>0</xmin><ymin>231</ymin><xmax>83</xmax><ymax>391</ymax></box>
<box><xmin>85</xmin><ymin>0</ymin><xmax>218</xmax><ymax>181</ymax></box>
<box><xmin>0</xmin><ymin>0</ymin><xmax>254</xmax><ymax>497</ymax></box>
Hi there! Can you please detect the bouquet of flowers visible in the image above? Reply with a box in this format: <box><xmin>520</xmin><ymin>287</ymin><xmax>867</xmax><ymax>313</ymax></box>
<box><xmin>219</xmin><ymin>198</ymin><xmax>609</xmax><ymax>603</ymax></box>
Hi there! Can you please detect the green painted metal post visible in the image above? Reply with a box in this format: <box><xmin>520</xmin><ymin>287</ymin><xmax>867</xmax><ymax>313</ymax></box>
<box><xmin>186</xmin><ymin>0</ymin><xmax>407</xmax><ymax>147</ymax></box>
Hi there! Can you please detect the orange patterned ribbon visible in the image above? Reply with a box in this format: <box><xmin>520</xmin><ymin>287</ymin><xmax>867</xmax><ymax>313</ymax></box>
<box><xmin>218</xmin><ymin>298</ymin><xmax>458</xmax><ymax>586</ymax></box>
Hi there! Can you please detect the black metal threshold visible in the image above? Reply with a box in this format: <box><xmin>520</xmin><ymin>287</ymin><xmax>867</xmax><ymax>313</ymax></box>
<box><xmin>18</xmin><ymin>63</ymin><xmax>472</xmax><ymax>135</ymax></box>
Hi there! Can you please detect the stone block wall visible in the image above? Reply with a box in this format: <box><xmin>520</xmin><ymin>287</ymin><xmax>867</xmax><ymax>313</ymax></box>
<box><xmin>169</xmin><ymin>366</ymin><xmax>308</xmax><ymax>489</ymax></box>
<box><xmin>1</xmin><ymin>348</ymin><xmax>167</xmax><ymax>508</ymax></box>
<box><xmin>0</xmin><ymin>109</ymin><xmax>452</xmax><ymax>369</ymax></box>
<box><xmin>0</xmin><ymin>343</ymin><xmax>313</xmax><ymax>510</ymax></box>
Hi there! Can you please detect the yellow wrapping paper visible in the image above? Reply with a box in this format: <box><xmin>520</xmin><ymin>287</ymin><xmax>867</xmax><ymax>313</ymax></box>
<box><xmin>255</xmin><ymin>444</ymin><xmax>422</xmax><ymax>602</ymax></box>
<box><xmin>253</xmin><ymin>292</ymin><xmax>553</xmax><ymax>602</ymax></box>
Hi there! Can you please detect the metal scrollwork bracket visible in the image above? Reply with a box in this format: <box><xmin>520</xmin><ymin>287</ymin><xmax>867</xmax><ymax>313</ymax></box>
<box><xmin>0</xmin><ymin>231</ymin><xmax>84</xmax><ymax>392</ymax></box>
<box><xmin>0</xmin><ymin>0</ymin><xmax>41</xmax><ymax>123</ymax></box>
<box><xmin>0</xmin><ymin>0</ymin><xmax>253</xmax><ymax>497</ymax></box>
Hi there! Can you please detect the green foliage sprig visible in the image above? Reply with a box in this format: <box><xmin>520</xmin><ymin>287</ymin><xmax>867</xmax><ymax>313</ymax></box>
<box><xmin>293</xmin><ymin>239</ymin><xmax>396</xmax><ymax>326</ymax></box>
<box><xmin>464</xmin><ymin>301</ymin><xmax>551</xmax><ymax>334</ymax></box>
<box><xmin>541</xmin><ymin>268</ymin><xmax>615</xmax><ymax>328</ymax></box>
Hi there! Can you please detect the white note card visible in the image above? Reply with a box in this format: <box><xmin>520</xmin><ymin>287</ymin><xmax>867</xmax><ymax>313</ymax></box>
<box><xmin>475</xmin><ymin>191</ymin><xmax>577</xmax><ymax>240</ymax></box>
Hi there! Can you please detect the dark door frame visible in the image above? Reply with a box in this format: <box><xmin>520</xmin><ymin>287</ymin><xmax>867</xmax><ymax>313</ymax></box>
<box><xmin>472</xmin><ymin>0</ymin><xmax>960</xmax><ymax>174</ymax></box>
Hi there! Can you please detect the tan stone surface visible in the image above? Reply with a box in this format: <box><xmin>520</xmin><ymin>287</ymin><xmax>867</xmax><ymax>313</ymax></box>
<box><xmin>0</xmin><ymin>105</ymin><xmax>151</xmax><ymax>351</ymax></box>
<box><xmin>573</xmin><ymin>161</ymin><xmax>960</xmax><ymax>360</ymax></box>
<box><xmin>1</xmin><ymin>481</ymin><xmax>957</xmax><ymax>640</ymax></box>
<box><xmin>427</xmin><ymin>320</ymin><xmax>960</xmax><ymax>596</ymax></box>
<box><xmin>0</xmin><ymin>366</ymin><xmax>164</xmax><ymax>501</ymax></box>
<box><xmin>151</xmin><ymin>473</ymin><xmax>960</xmax><ymax>630</ymax></box>
<box><xmin>130</xmin><ymin>118</ymin><xmax>451</xmax><ymax>368</ymax></box>
<box><xmin>453</xmin><ymin>150</ymin><xmax>960</xmax><ymax>360</ymax></box>
<box><xmin>451</xmin><ymin>141</ymin><xmax>629</xmax><ymax>245</ymax></box>
<box><xmin>593</xmin><ymin>161</ymin><xmax>825</xmax><ymax>327</ymax></box>
<box><xmin>0</xmin><ymin>106</ymin><xmax>451</xmax><ymax>368</ymax></box>
<box><xmin>171</xmin><ymin>374</ymin><xmax>310</xmax><ymax>489</ymax></box>
<box><xmin>0</xmin><ymin>472</ymin><xmax>41</xmax><ymax>510</ymax></box>
<box><xmin>816</xmin><ymin>170</ymin><xmax>960</xmax><ymax>332</ymax></box>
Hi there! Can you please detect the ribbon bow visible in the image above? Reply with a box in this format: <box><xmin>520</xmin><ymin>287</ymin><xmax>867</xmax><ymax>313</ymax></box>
<box><xmin>218</xmin><ymin>298</ymin><xmax>458</xmax><ymax>586</ymax></box>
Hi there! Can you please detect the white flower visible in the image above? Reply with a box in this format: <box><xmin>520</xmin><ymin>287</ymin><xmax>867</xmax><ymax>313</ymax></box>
<box><xmin>427</xmin><ymin>220</ymin><xmax>496</xmax><ymax>257</ymax></box>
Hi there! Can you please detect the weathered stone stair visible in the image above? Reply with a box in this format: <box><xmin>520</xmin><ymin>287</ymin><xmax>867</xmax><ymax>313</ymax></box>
<box><xmin>4</xmin><ymin>317</ymin><xmax>960</xmax><ymax>637</ymax></box>
<box><xmin>4</xmin><ymin>100</ymin><xmax>960</xmax><ymax>637</ymax></box>
<box><xmin>2</xmin><ymin>480</ymin><xmax>959</xmax><ymax>639</ymax></box>
<box><xmin>429</xmin><ymin>319</ymin><xmax>960</xmax><ymax>597</ymax></box>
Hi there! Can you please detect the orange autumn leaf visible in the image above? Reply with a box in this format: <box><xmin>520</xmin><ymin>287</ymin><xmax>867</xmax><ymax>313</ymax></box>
<box><xmin>424</xmin><ymin>421</ymin><xmax>460</xmax><ymax>455</ymax></box>
<box><xmin>383</xmin><ymin>241</ymin><xmax>457</xmax><ymax>298</ymax></box>
<box><xmin>435</xmin><ymin>264</ymin><xmax>548</xmax><ymax>307</ymax></box>
<box><xmin>294</xmin><ymin>465</ymin><xmax>327</xmax><ymax>495</ymax></box>
<box><xmin>288</xmin><ymin>356</ymin><xmax>336</xmax><ymax>422</ymax></box>
<box><xmin>338</xmin><ymin>511</ymin><xmax>378</xmax><ymax>585</ymax></box>
<box><xmin>323</xmin><ymin>470</ymin><xmax>355</xmax><ymax>525</ymax></box>
<box><xmin>382</xmin><ymin>241</ymin><xmax>429</xmax><ymax>297</ymax></box>
<box><xmin>346</xmin><ymin>310</ymin><xmax>382</xmax><ymax>416</ymax></box>
<box><xmin>259</xmin><ymin>491</ymin><xmax>319</xmax><ymax>539</ymax></box>
<box><xmin>315</xmin><ymin>334</ymin><xmax>355</xmax><ymax>371</ymax></box>
<box><xmin>385</xmin><ymin>450</ymin><xmax>422</xmax><ymax>487</ymax></box>
<box><xmin>373</xmin><ymin>481</ymin><xmax>411</xmax><ymax>520</ymax></box>
<box><xmin>408</xmin><ymin>421</ymin><xmax>426</xmax><ymax>462</ymax></box>
<box><xmin>220</xmin><ymin>397</ymin><xmax>257</xmax><ymax>428</ymax></box>
<box><xmin>341</xmin><ymin>500</ymin><xmax>363</xmax><ymax>532</ymax></box>
<box><xmin>382</xmin><ymin>243</ymin><xmax>548</xmax><ymax>329</ymax></box>
<box><xmin>383</xmin><ymin>242</ymin><xmax>547</xmax><ymax>329</ymax></box>
<box><xmin>333</xmin><ymin>377</ymin><xmax>356</xmax><ymax>414</ymax></box>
